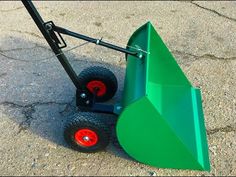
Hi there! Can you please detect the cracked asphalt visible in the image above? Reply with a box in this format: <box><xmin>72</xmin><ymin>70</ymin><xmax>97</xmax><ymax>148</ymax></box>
<box><xmin>0</xmin><ymin>1</ymin><xmax>235</xmax><ymax>176</ymax></box>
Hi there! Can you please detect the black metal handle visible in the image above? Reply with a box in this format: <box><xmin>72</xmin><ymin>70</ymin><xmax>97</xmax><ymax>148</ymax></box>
<box><xmin>21</xmin><ymin>0</ymin><xmax>81</xmax><ymax>90</ymax></box>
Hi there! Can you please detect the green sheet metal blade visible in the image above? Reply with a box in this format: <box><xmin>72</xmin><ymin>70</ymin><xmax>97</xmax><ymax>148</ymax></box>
<box><xmin>116</xmin><ymin>22</ymin><xmax>210</xmax><ymax>171</ymax></box>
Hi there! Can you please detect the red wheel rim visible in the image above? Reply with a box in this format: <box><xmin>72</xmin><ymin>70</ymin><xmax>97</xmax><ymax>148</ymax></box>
<box><xmin>86</xmin><ymin>80</ymin><xmax>107</xmax><ymax>97</ymax></box>
<box><xmin>74</xmin><ymin>129</ymin><xmax>98</xmax><ymax>147</ymax></box>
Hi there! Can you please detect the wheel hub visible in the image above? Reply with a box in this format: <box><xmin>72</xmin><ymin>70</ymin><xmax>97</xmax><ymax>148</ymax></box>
<box><xmin>74</xmin><ymin>129</ymin><xmax>98</xmax><ymax>147</ymax></box>
<box><xmin>86</xmin><ymin>80</ymin><xmax>107</xmax><ymax>97</ymax></box>
<box><xmin>83</xmin><ymin>136</ymin><xmax>90</xmax><ymax>141</ymax></box>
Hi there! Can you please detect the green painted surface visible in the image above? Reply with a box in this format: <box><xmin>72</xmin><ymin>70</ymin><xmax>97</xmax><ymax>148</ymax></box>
<box><xmin>116</xmin><ymin>22</ymin><xmax>210</xmax><ymax>171</ymax></box>
<box><xmin>121</xmin><ymin>24</ymin><xmax>148</xmax><ymax>107</ymax></box>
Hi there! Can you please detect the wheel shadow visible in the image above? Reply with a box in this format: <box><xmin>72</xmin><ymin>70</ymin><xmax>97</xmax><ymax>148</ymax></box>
<box><xmin>0</xmin><ymin>37</ymin><xmax>132</xmax><ymax>161</ymax></box>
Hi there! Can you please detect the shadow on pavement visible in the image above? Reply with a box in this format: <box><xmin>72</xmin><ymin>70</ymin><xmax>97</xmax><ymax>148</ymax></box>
<box><xmin>0</xmin><ymin>36</ymin><xmax>133</xmax><ymax>161</ymax></box>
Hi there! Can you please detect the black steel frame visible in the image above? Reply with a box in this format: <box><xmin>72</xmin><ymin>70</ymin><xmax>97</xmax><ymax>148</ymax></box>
<box><xmin>21</xmin><ymin>0</ymin><xmax>139</xmax><ymax>114</ymax></box>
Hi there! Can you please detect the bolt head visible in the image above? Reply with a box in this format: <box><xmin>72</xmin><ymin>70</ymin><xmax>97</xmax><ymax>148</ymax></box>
<box><xmin>83</xmin><ymin>136</ymin><xmax>90</xmax><ymax>141</ymax></box>
<box><xmin>116</xmin><ymin>106</ymin><xmax>122</xmax><ymax>110</ymax></box>
<box><xmin>80</xmin><ymin>93</ymin><xmax>86</xmax><ymax>98</ymax></box>
<box><xmin>45</xmin><ymin>23</ymin><xmax>52</xmax><ymax>30</ymax></box>
<box><xmin>138</xmin><ymin>53</ymin><xmax>143</xmax><ymax>59</ymax></box>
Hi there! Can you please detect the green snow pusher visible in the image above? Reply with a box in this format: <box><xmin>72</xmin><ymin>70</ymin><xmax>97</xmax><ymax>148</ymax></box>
<box><xmin>22</xmin><ymin>0</ymin><xmax>210</xmax><ymax>171</ymax></box>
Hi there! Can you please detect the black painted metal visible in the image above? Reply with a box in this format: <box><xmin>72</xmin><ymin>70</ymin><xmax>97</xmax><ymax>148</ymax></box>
<box><xmin>53</xmin><ymin>26</ymin><xmax>139</xmax><ymax>57</ymax></box>
<box><xmin>21</xmin><ymin>0</ymin><xmax>130</xmax><ymax>115</ymax></box>
<box><xmin>21</xmin><ymin>0</ymin><xmax>81</xmax><ymax>90</ymax></box>
<box><xmin>45</xmin><ymin>21</ymin><xmax>67</xmax><ymax>49</ymax></box>
<box><xmin>91</xmin><ymin>103</ymin><xmax>114</xmax><ymax>114</ymax></box>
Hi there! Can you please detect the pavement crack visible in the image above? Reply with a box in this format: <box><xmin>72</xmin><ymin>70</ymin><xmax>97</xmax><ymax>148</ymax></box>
<box><xmin>0</xmin><ymin>101</ymin><xmax>26</xmax><ymax>109</ymax></box>
<box><xmin>9</xmin><ymin>30</ymin><xmax>43</xmax><ymax>39</ymax></box>
<box><xmin>0</xmin><ymin>51</ymin><xmax>29</xmax><ymax>62</ymax></box>
<box><xmin>0</xmin><ymin>73</ymin><xmax>7</xmax><ymax>78</ymax></box>
<box><xmin>207</xmin><ymin>125</ymin><xmax>235</xmax><ymax>135</ymax></box>
<box><xmin>0</xmin><ymin>101</ymin><xmax>69</xmax><ymax>109</ymax></box>
<box><xmin>190</xmin><ymin>1</ymin><xmax>236</xmax><ymax>23</ymax></box>
<box><xmin>0</xmin><ymin>46</ymin><xmax>37</xmax><ymax>52</ymax></box>
<box><xmin>29</xmin><ymin>101</ymin><xmax>69</xmax><ymax>107</ymax></box>
<box><xmin>172</xmin><ymin>50</ymin><xmax>236</xmax><ymax>62</ymax></box>
<box><xmin>0</xmin><ymin>101</ymin><xmax>70</xmax><ymax>133</ymax></box>
<box><xmin>198</xmin><ymin>54</ymin><xmax>236</xmax><ymax>61</ymax></box>
<box><xmin>0</xmin><ymin>6</ymin><xmax>24</xmax><ymax>12</ymax></box>
<box><xmin>0</xmin><ymin>45</ymin><xmax>53</xmax><ymax>62</ymax></box>
<box><xmin>1</xmin><ymin>6</ymin><xmax>48</xmax><ymax>13</ymax></box>
<box><xmin>172</xmin><ymin>50</ymin><xmax>198</xmax><ymax>58</ymax></box>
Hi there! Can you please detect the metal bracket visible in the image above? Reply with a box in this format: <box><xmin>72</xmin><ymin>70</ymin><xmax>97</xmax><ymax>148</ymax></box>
<box><xmin>44</xmin><ymin>21</ymin><xmax>67</xmax><ymax>49</ymax></box>
<box><xmin>76</xmin><ymin>89</ymin><xmax>118</xmax><ymax>114</ymax></box>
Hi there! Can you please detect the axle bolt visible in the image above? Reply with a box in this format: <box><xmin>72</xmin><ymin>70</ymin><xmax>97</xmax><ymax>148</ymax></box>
<box><xmin>80</xmin><ymin>93</ymin><xmax>86</xmax><ymax>98</ymax></box>
<box><xmin>138</xmin><ymin>52</ymin><xmax>143</xmax><ymax>59</ymax></box>
<box><xmin>117</xmin><ymin>106</ymin><xmax>122</xmax><ymax>110</ymax></box>
<box><xmin>45</xmin><ymin>23</ymin><xmax>52</xmax><ymax>30</ymax></box>
<box><xmin>83</xmin><ymin>136</ymin><xmax>90</xmax><ymax>141</ymax></box>
<box><xmin>85</xmin><ymin>100</ymin><xmax>90</xmax><ymax>105</ymax></box>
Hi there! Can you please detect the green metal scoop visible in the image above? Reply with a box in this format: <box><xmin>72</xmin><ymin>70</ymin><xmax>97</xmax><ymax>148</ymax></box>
<box><xmin>21</xmin><ymin>1</ymin><xmax>210</xmax><ymax>170</ymax></box>
<box><xmin>116</xmin><ymin>22</ymin><xmax>210</xmax><ymax>171</ymax></box>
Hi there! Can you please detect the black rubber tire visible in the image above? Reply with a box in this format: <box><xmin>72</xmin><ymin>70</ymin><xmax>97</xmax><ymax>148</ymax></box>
<box><xmin>64</xmin><ymin>112</ymin><xmax>111</xmax><ymax>153</ymax></box>
<box><xmin>78</xmin><ymin>66</ymin><xmax>118</xmax><ymax>102</ymax></box>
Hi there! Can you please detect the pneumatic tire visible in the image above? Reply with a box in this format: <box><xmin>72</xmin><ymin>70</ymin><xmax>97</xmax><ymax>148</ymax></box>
<box><xmin>64</xmin><ymin>112</ymin><xmax>111</xmax><ymax>153</ymax></box>
<box><xmin>78</xmin><ymin>66</ymin><xmax>118</xmax><ymax>102</ymax></box>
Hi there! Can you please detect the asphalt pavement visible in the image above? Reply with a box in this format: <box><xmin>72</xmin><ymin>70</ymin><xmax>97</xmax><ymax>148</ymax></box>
<box><xmin>0</xmin><ymin>1</ymin><xmax>235</xmax><ymax>176</ymax></box>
